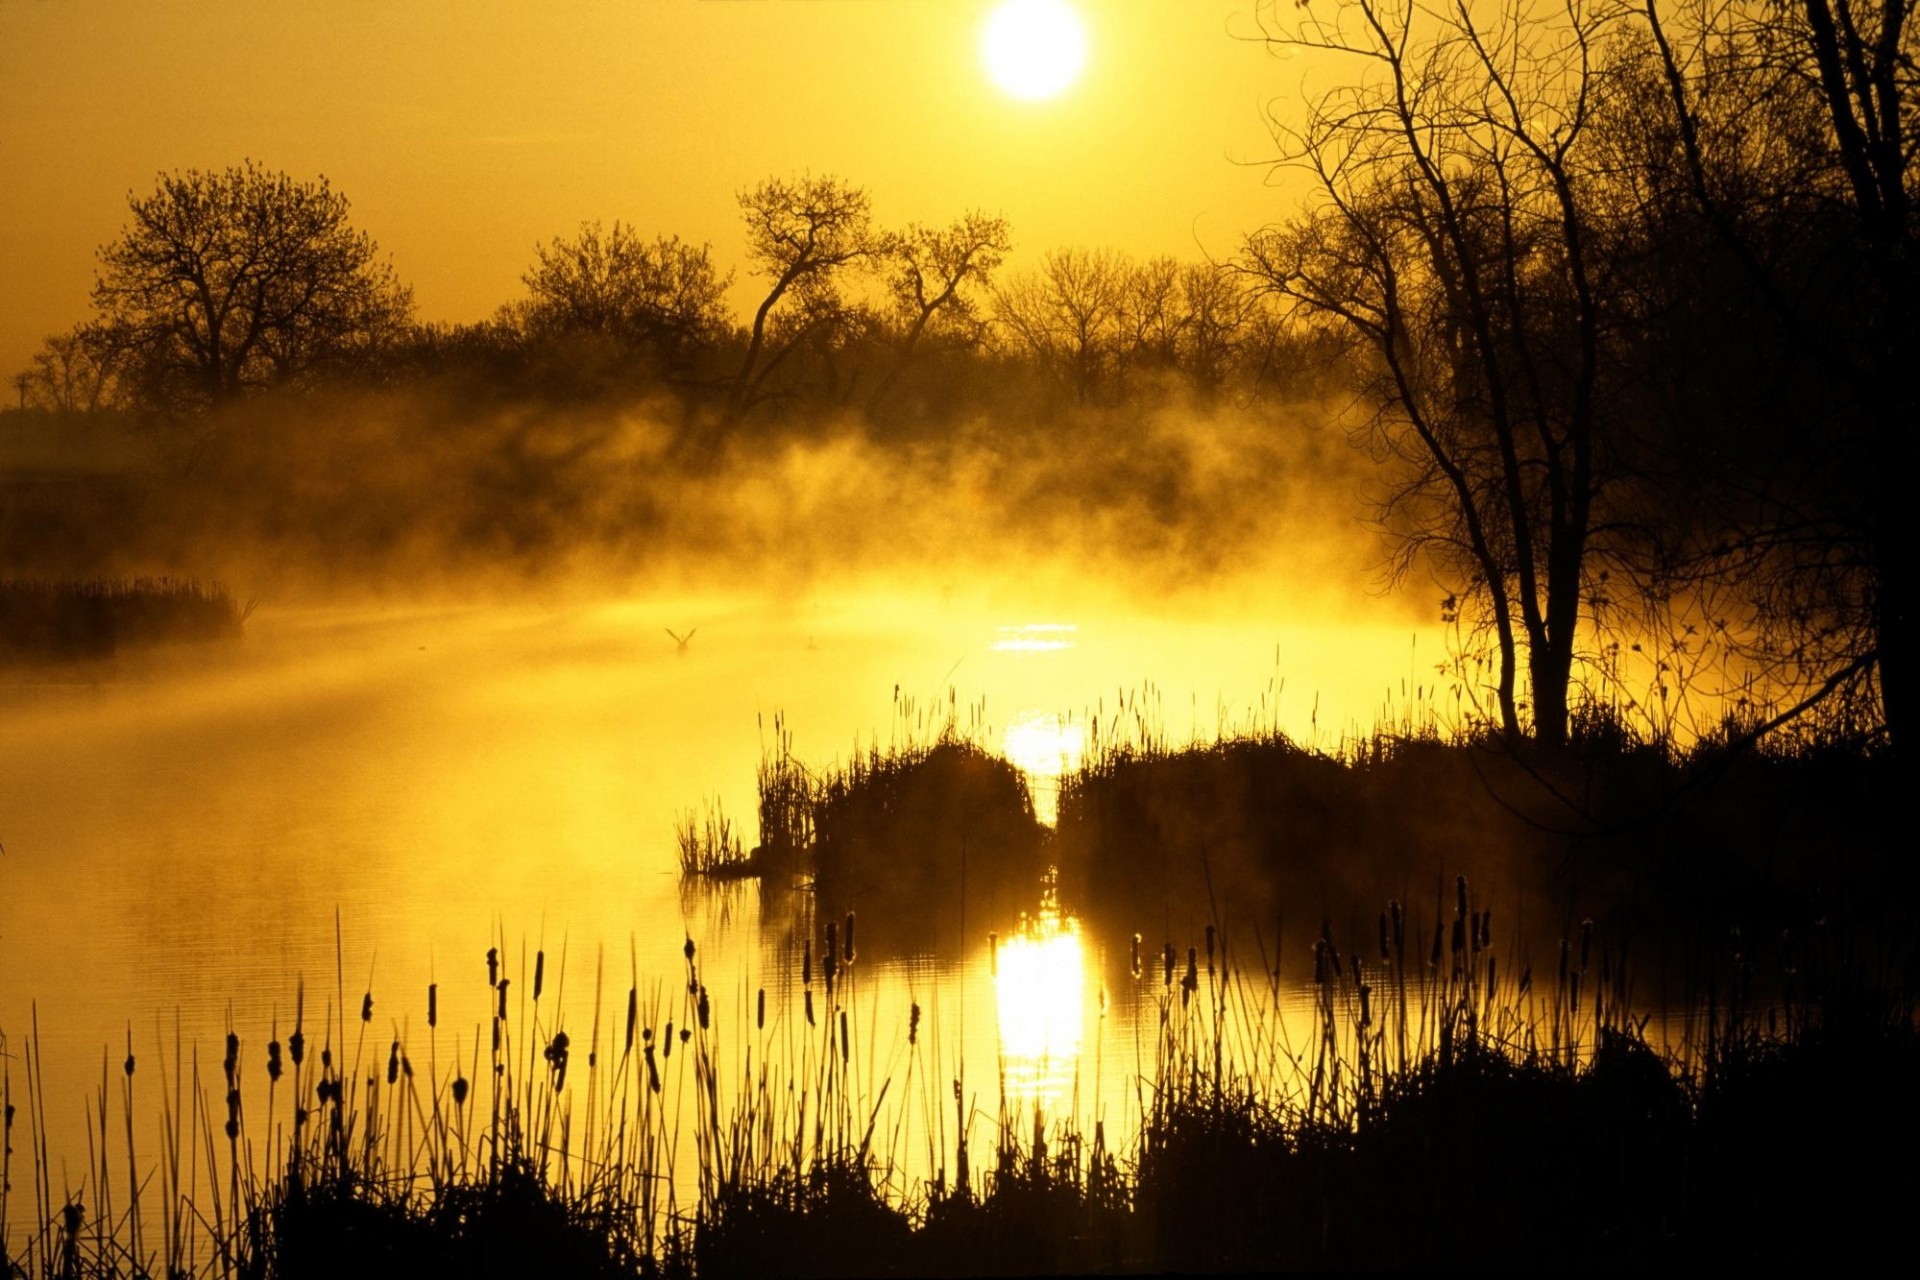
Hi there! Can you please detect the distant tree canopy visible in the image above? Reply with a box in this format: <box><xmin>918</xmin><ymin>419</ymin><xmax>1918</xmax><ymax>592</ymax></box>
<box><xmin>89</xmin><ymin>162</ymin><xmax>411</xmax><ymax>414</ymax></box>
<box><xmin>515</xmin><ymin>222</ymin><xmax>730</xmax><ymax>375</ymax></box>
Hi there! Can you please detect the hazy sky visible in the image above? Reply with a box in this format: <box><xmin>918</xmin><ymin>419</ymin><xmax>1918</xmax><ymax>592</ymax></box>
<box><xmin>0</xmin><ymin>0</ymin><xmax>1310</xmax><ymax>380</ymax></box>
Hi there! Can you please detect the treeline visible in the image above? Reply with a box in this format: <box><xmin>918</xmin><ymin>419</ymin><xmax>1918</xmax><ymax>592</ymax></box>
<box><xmin>9</xmin><ymin>168</ymin><xmax>1332</xmax><ymax>440</ymax></box>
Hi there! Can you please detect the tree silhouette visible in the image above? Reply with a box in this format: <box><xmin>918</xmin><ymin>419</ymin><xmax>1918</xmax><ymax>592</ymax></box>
<box><xmin>1244</xmin><ymin>0</ymin><xmax>1626</xmax><ymax>747</ymax></box>
<box><xmin>92</xmin><ymin>161</ymin><xmax>411</xmax><ymax>414</ymax></box>
<box><xmin>516</xmin><ymin>222</ymin><xmax>730</xmax><ymax>377</ymax></box>
<box><xmin>1640</xmin><ymin>0</ymin><xmax>1914</xmax><ymax>750</ymax></box>
<box><xmin>868</xmin><ymin>212</ymin><xmax>1012</xmax><ymax>414</ymax></box>
<box><xmin>718</xmin><ymin>174</ymin><xmax>876</xmax><ymax>438</ymax></box>
<box><xmin>992</xmin><ymin>247</ymin><xmax>1126</xmax><ymax>402</ymax></box>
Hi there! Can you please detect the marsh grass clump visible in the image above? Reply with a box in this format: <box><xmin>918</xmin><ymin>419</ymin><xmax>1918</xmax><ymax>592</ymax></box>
<box><xmin>725</xmin><ymin>713</ymin><xmax>1047</xmax><ymax>950</ymax></box>
<box><xmin>1051</xmin><ymin>700</ymin><xmax>1897</xmax><ymax>975</ymax></box>
<box><xmin>675</xmin><ymin>799</ymin><xmax>754</xmax><ymax>880</ymax></box>
<box><xmin>0</xmin><ymin>576</ymin><xmax>246</xmax><ymax>662</ymax></box>
<box><xmin>809</xmin><ymin>737</ymin><xmax>1044</xmax><ymax>915</ymax></box>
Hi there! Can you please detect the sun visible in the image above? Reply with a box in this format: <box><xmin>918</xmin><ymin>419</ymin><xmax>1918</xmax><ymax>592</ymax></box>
<box><xmin>981</xmin><ymin>0</ymin><xmax>1089</xmax><ymax>101</ymax></box>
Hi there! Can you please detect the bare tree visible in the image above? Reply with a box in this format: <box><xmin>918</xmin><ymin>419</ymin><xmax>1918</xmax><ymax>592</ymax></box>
<box><xmin>1116</xmin><ymin>256</ymin><xmax>1185</xmax><ymax>372</ymax></box>
<box><xmin>1175</xmin><ymin>261</ymin><xmax>1258</xmax><ymax>393</ymax></box>
<box><xmin>1244</xmin><ymin>0</ymin><xmax>1625</xmax><ymax>746</ymax></box>
<box><xmin>992</xmin><ymin>247</ymin><xmax>1127</xmax><ymax>402</ymax></box>
<box><xmin>92</xmin><ymin>161</ymin><xmax>411</xmax><ymax>413</ymax></box>
<box><xmin>867</xmin><ymin>212</ymin><xmax>1012</xmax><ymax>414</ymax></box>
<box><xmin>719</xmin><ymin>174</ymin><xmax>876</xmax><ymax>435</ymax></box>
<box><xmin>517</xmin><ymin>221</ymin><xmax>730</xmax><ymax>374</ymax></box>
<box><xmin>18</xmin><ymin>323</ymin><xmax>129</xmax><ymax>413</ymax></box>
<box><xmin>1639</xmin><ymin>0</ymin><xmax>1915</xmax><ymax>750</ymax></box>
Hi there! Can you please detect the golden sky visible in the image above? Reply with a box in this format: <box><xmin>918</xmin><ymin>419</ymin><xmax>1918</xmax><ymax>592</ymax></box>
<box><xmin>0</xmin><ymin>1</ymin><xmax>1304</xmax><ymax>378</ymax></box>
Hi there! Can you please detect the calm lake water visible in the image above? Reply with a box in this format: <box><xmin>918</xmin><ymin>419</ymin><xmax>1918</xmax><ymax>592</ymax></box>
<box><xmin>0</xmin><ymin>589</ymin><xmax>1433</xmax><ymax>1216</ymax></box>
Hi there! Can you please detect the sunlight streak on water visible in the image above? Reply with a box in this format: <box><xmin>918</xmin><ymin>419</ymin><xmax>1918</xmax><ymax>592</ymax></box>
<box><xmin>1000</xmin><ymin>710</ymin><xmax>1086</xmax><ymax>825</ymax></box>
<box><xmin>993</xmin><ymin>877</ymin><xmax>1085</xmax><ymax>1107</ymax></box>
<box><xmin>990</xmin><ymin>622</ymin><xmax>1079</xmax><ymax>652</ymax></box>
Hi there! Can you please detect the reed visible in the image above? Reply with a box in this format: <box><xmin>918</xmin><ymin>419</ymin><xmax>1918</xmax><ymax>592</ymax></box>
<box><xmin>3</xmin><ymin>888</ymin><xmax>1911</xmax><ymax>1275</ymax></box>
<box><xmin>674</xmin><ymin>799</ymin><xmax>753</xmax><ymax>880</ymax></box>
<box><xmin>0</xmin><ymin>576</ymin><xmax>247</xmax><ymax>662</ymax></box>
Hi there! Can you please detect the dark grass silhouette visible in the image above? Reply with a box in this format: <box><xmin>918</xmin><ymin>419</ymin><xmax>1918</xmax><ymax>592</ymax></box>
<box><xmin>4</xmin><ymin>893</ymin><xmax>1912</xmax><ymax>1276</ymax></box>
<box><xmin>0</xmin><ymin>576</ymin><xmax>244</xmax><ymax>662</ymax></box>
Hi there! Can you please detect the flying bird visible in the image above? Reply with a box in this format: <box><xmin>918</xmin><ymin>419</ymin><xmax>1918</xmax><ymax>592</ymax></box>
<box><xmin>665</xmin><ymin>627</ymin><xmax>697</xmax><ymax>656</ymax></box>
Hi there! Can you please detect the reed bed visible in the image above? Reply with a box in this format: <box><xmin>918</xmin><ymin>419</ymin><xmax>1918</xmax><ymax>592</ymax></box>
<box><xmin>3</xmin><ymin>884</ymin><xmax>1911</xmax><ymax>1276</ymax></box>
<box><xmin>675</xmin><ymin>799</ymin><xmax>753</xmax><ymax>880</ymax></box>
<box><xmin>0</xmin><ymin>577</ymin><xmax>245</xmax><ymax>662</ymax></box>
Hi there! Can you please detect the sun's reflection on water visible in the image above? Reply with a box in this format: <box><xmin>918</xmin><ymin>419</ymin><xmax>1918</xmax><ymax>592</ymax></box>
<box><xmin>990</xmin><ymin>622</ymin><xmax>1079</xmax><ymax>652</ymax></box>
<box><xmin>993</xmin><ymin>874</ymin><xmax>1085</xmax><ymax>1107</ymax></box>
<box><xmin>1001</xmin><ymin>710</ymin><xmax>1086</xmax><ymax>825</ymax></box>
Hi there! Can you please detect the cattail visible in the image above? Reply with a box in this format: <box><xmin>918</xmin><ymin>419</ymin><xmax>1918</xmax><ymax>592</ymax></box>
<box><xmin>805</xmin><ymin>989</ymin><xmax>816</xmax><ymax>1026</ymax></box>
<box><xmin>909</xmin><ymin>1002</ymin><xmax>921</xmax><ymax>1046</ymax></box>
<box><xmin>1358</xmin><ymin>981</ymin><xmax>1373</xmax><ymax>1027</ymax></box>
<box><xmin>684</xmin><ymin>936</ymin><xmax>696</xmax><ymax>964</ymax></box>
<box><xmin>1390</xmin><ymin>899</ymin><xmax>1405</xmax><ymax>954</ymax></box>
<box><xmin>428</xmin><ymin>983</ymin><xmax>438</xmax><ymax>1029</ymax></box>
<box><xmin>452</xmin><ymin>1076</ymin><xmax>469</xmax><ymax>1108</ymax></box>
<box><xmin>1205</xmin><ymin>924</ymin><xmax>1216</xmax><ymax>972</ymax></box>
<box><xmin>838</xmin><ymin>1009</ymin><xmax>849</xmax><ymax>1064</ymax></box>
<box><xmin>402</xmin><ymin>1055</ymin><xmax>413</xmax><ymax>1080</ymax></box>
<box><xmin>290</xmin><ymin>1028</ymin><xmax>305</xmax><ymax>1068</ymax></box>
<box><xmin>487</xmin><ymin>947</ymin><xmax>499</xmax><ymax>988</ymax></box>
<box><xmin>824</xmin><ymin>922</ymin><xmax>839</xmax><ymax>990</ymax></box>
<box><xmin>1486</xmin><ymin>955</ymin><xmax>1497</xmax><ymax>1003</ymax></box>
<box><xmin>625</xmin><ymin>988</ymin><xmax>638</xmax><ymax>1052</ymax></box>
<box><xmin>387</xmin><ymin>1041</ymin><xmax>400</xmax><ymax>1086</ymax></box>
<box><xmin>757</xmin><ymin>989</ymin><xmax>766</xmax><ymax>1031</ymax></box>
<box><xmin>1429</xmin><ymin>925</ymin><xmax>1442</xmax><ymax>969</ymax></box>
<box><xmin>1163</xmin><ymin>942</ymin><xmax>1176</xmax><ymax>987</ymax></box>
<box><xmin>663</xmin><ymin>1021</ymin><xmax>674</xmax><ymax>1057</ymax></box>
<box><xmin>361</xmin><ymin>992</ymin><xmax>373</xmax><ymax>1024</ymax></box>
<box><xmin>679</xmin><ymin>1027</ymin><xmax>690</xmax><ymax>1045</ymax></box>
<box><xmin>844</xmin><ymin>912</ymin><xmax>856</xmax><ymax>963</ymax></box>
<box><xmin>498</xmin><ymin>979</ymin><xmax>511</xmax><ymax>1020</ymax></box>
<box><xmin>1451</xmin><ymin>917</ymin><xmax>1466</xmax><ymax>957</ymax></box>
<box><xmin>545</xmin><ymin>1031</ymin><xmax>571</xmax><ymax>1089</ymax></box>
<box><xmin>1130</xmin><ymin>932</ymin><xmax>1142</xmax><ymax>980</ymax></box>
<box><xmin>266</xmin><ymin>1040</ymin><xmax>282</xmax><ymax>1083</ymax></box>
<box><xmin>534</xmin><ymin>951</ymin><xmax>546</xmax><ymax>1001</ymax></box>
<box><xmin>322</xmin><ymin>1047</ymin><xmax>333</xmax><ymax>1071</ymax></box>
<box><xmin>645</xmin><ymin>1046</ymin><xmax>660</xmax><ymax>1094</ymax></box>
<box><xmin>124</xmin><ymin>1030</ymin><xmax>135</xmax><ymax>1079</ymax></box>
<box><xmin>698</xmin><ymin>985</ymin><xmax>711</xmax><ymax>1031</ymax></box>
<box><xmin>803</xmin><ymin>938</ymin><xmax>813</xmax><ymax>986</ymax></box>
<box><xmin>1455</xmin><ymin>874</ymin><xmax>1468</xmax><ymax>921</ymax></box>
<box><xmin>224</xmin><ymin>1032</ymin><xmax>239</xmax><ymax>1082</ymax></box>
